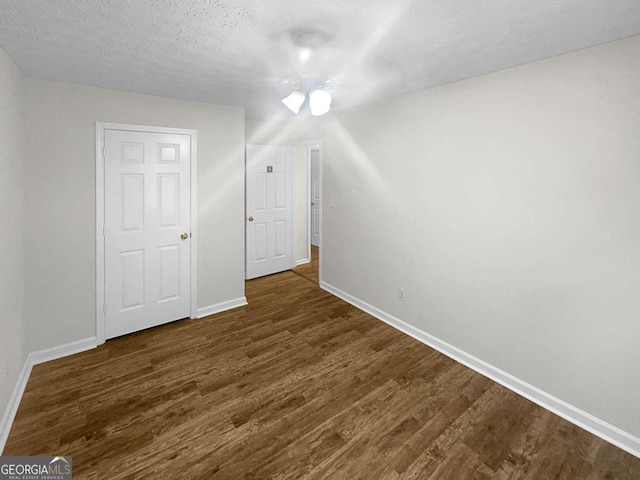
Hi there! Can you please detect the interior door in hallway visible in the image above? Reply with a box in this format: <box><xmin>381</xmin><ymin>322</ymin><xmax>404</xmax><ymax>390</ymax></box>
<box><xmin>246</xmin><ymin>144</ymin><xmax>294</xmax><ymax>279</ymax></box>
<box><xmin>310</xmin><ymin>148</ymin><xmax>321</xmax><ymax>247</ymax></box>
<box><xmin>104</xmin><ymin>128</ymin><xmax>192</xmax><ymax>339</ymax></box>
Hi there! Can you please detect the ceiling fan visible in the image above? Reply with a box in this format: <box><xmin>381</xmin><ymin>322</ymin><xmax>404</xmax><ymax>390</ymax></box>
<box><xmin>279</xmin><ymin>30</ymin><xmax>338</xmax><ymax>116</ymax></box>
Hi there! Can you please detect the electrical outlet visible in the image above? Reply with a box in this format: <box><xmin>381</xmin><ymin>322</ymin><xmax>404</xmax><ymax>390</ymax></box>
<box><xmin>330</xmin><ymin>195</ymin><xmax>336</xmax><ymax>208</ymax></box>
<box><xmin>399</xmin><ymin>288</ymin><xmax>406</xmax><ymax>302</ymax></box>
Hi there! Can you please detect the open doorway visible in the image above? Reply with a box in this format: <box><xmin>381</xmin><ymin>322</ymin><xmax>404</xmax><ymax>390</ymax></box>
<box><xmin>291</xmin><ymin>141</ymin><xmax>322</xmax><ymax>285</ymax></box>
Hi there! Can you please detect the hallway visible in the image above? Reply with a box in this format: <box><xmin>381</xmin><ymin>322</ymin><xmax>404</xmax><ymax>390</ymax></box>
<box><xmin>292</xmin><ymin>245</ymin><xmax>319</xmax><ymax>285</ymax></box>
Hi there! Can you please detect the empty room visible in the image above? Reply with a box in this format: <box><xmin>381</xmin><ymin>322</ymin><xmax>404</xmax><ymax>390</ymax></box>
<box><xmin>1</xmin><ymin>1</ymin><xmax>640</xmax><ymax>478</ymax></box>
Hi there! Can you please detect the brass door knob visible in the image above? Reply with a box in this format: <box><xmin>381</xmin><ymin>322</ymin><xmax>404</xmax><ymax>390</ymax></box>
<box><xmin>248</xmin><ymin>216</ymin><xmax>254</xmax><ymax>222</ymax></box>
<box><xmin>181</xmin><ymin>232</ymin><xmax>189</xmax><ymax>240</ymax></box>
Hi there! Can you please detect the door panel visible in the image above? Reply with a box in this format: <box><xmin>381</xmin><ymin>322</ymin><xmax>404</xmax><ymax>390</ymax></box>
<box><xmin>122</xmin><ymin>174</ymin><xmax>144</xmax><ymax>231</ymax></box>
<box><xmin>121</xmin><ymin>250</ymin><xmax>145</xmax><ymax>310</ymax></box>
<box><xmin>159</xmin><ymin>245</ymin><xmax>180</xmax><ymax>301</ymax></box>
<box><xmin>104</xmin><ymin>129</ymin><xmax>191</xmax><ymax>339</ymax></box>
<box><xmin>255</xmin><ymin>173</ymin><xmax>267</xmax><ymax>210</ymax></box>
<box><xmin>275</xmin><ymin>173</ymin><xmax>286</xmax><ymax>208</ymax></box>
<box><xmin>122</xmin><ymin>142</ymin><xmax>144</xmax><ymax>164</ymax></box>
<box><xmin>274</xmin><ymin>220</ymin><xmax>286</xmax><ymax>257</ymax></box>
<box><xmin>254</xmin><ymin>223</ymin><xmax>267</xmax><ymax>261</ymax></box>
<box><xmin>159</xmin><ymin>173</ymin><xmax>180</xmax><ymax>227</ymax></box>
<box><xmin>246</xmin><ymin>145</ymin><xmax>294</xmax><ymax>279</ymax></box>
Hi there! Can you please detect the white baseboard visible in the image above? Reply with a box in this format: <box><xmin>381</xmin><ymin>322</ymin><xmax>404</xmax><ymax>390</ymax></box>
<box><xmin>296</xmin><ymin>258</ymin><xmax>310</xmax><ymax>266</ymax></box>
<box><xmin>320</xmin><ymin>280</ymin><xmax>640</xmax><ymax>460</ymax></box>
<box><xmin>0</xmin><ymin>336</ymin><xmax>97</xmax><ymax>453</ymax></box>
<box><xmin>0</xmin><ymin>357</ymin><xmax>32</xmax><ymax>454</ymax></box>
<box><xmin>197</xmin><ymin>297</ymin><xmax>247</xmax><ymax>319</ymax></box>
<box><xmin>29</xmin><ymin>336</ymin><xmax>97</xmax><ymax>366</ymax></box>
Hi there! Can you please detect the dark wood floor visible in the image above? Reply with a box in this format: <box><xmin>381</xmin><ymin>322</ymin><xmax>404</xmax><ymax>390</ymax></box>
<box><xmin>292</xmin><ymin>245</ymin><xmax>319</xmax><ymax>285</ymax></box>
<box><xmin>5</xmin><ymin>255</ymin><xmax>640</xmax><ymax>478</ymax></box>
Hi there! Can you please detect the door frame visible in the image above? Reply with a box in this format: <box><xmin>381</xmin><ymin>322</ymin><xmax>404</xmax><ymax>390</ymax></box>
<box><xmin>95</xmin><ymin>122</ymin><xmax>198</xmax><ymax>345</ymax></box>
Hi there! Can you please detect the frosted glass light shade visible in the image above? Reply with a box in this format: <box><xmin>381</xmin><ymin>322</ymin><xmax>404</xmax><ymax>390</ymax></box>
<box><xmin>282</xmin><ymin>90</ymin><xmax>305</xmax><ymax>114</ymax></box>
<box><xmin>309</xmin><ymin>89</ymin><xmax>331</xmax><ymax>116</ymax></box>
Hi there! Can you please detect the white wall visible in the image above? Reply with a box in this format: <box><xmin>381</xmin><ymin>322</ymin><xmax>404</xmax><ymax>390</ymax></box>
<box><xmin>246</xmin><ymin>118</ymin><xmax>322</xmax><ymax>146</ymax></box>
<box><xmin>321</xmin><ymin>35</ymin><xmax>640</xmax><ymax>439</ymax></box>
<box><xmin>23</xmin><ymin>79</ymin><xmax>246</xmax><ymax>351</ymax></box>
<box><xmin>0</xmin><ymin>47</ymin><xmax>26</xmax><ymax>441</ymax></box>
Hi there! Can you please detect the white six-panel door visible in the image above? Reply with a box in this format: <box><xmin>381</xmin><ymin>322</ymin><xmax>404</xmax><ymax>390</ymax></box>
<box><xmin>246</xmin><ymin>145</ymin><xmax>294</xmax><ymax>279</ymax></box>
<box><xmin>104</xmin><ymin>129</ymin><xmax>191</xmax><ymax>339</ymax></box>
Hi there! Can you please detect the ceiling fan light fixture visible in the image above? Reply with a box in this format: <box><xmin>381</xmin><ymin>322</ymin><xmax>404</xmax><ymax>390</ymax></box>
<box><xmin>309</xmin><ymin>89</ymin><xmax>331</xmax><ymax>116</ymax></box>
<box><xmin>281</xmin><ymin>90</ymin><xmax>305</xmax><ymax>114</ymax></box>
<box><xmin>299</xmin><ymin>47</ymin><xmax>312</xmax><ymax>63</ymax></box>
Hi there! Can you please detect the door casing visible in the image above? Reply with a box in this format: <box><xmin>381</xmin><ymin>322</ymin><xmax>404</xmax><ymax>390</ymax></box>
<box><xmin>95</xmin><ymin>122</ymin><xmax>198</xmax><ymax>345</ymax></box>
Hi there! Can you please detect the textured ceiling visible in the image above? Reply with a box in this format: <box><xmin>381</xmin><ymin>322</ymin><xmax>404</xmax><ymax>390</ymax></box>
<box><xmin>1</xmin><ymin>0</ymin><xmax>640</xmax><ymax>120</ymax></box>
